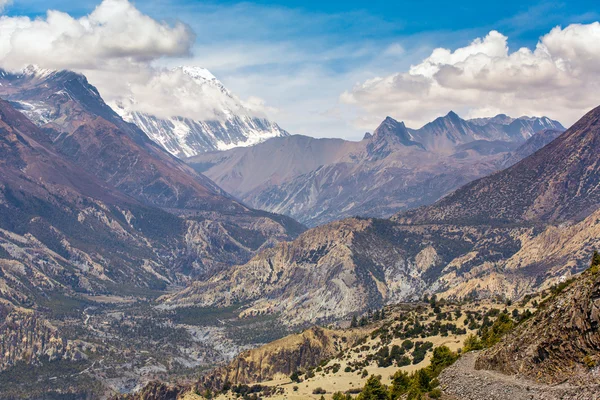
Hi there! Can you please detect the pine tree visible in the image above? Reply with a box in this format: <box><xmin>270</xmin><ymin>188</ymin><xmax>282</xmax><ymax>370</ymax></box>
<box><xmin>390</xmin><ymin>370</ymin><xmax>410</xmax><ymax>398</ymax></box>
<box><xmin>429</xmin><ymin>295</ymin><xmax>437</xmax><ymax>308</ymax></box>
<box><xmin>373</xmin><ymin>310</ymin><xmax>381</xmax><ymax>321</ymax></box>
<box><xmin>357</xmin><ymin>375</ymin><xmax>389</xmax><ymax>400</ymax></box>
<box><xmin>351</xmin><ymin>315</ymin><xmax>359</xmax><ymax>328</ymax></box>
<box><xmin>333</xmin><ymin>392</ymin><xmax>352</xmax><ymax>400</ymax></box>
<box><xmin>591</xmin><ymin>251</ymin><xmax>600</xmax><ymax>274</ymax></box>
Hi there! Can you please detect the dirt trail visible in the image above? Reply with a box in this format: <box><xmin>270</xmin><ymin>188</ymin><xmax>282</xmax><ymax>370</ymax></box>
<box><xmin>439</xmin><ymin>353</ymin><xmax>600</xmax><ymax>400</ymax></box>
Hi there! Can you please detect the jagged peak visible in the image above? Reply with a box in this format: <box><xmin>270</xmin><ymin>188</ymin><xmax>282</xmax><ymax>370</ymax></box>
<box><xmin>445</xmin><ymin>110</ymin><xmax>461</xmax><ymax>119</ymax></box>
<box><xmin>20</xmin><ymin>64</ymin><xmax>57</xmax><ymax>79</ymax></box>
<box><xmin>371</xmin><ymin>115</ymin><xmax>425</xmax><ymax>150</ymax></box>
<box><xmin>374</xmin><ymin>116</ymin><xmax>408</xmax><ymax>135</ymax></box>
<box><xmin>426</xmin><ymin>110</ymin><xmax>465</xmax><ymax>127</ymax></box>
<box><xmin>383</xmin><ymin>115</ymin><xmax>400</xmax><ymax>123</ymax></box>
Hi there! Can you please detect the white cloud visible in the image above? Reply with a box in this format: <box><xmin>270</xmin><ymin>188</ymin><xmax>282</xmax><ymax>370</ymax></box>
<box><xmin>0</xmin><ymin>0</ymin><xmax>193</xmax><ymax>70</ymax></box>
<box><xmin>115</xmin><ymin>67</ymin><xmax>267</xmax><ymax>121</ymax></box>
<box><xmin>0</xmin><ymin>0</ymin><xmax>284</xmax><ymax>123</ymax></box>
<box><xmin>341</xmin><ymin>23</ymin><xmax>600</xmax><ymax>129</ymax></box>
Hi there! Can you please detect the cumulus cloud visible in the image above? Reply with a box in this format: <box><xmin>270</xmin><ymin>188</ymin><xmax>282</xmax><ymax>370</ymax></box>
<box><xmin>117</xmin><ymin>67</ymin><xmax>269</xmax><ymax>121</ymax></box>
<box><xmin>0</xmin><ymin>0</ymin><xmax>271</xmax><ymax>122</ymax></box>
<box><xmin>341</xmin><ymin>22</ymin><xmax>600</xmax><ymax>129</ymax></box>
<box><xmin>0</xmin><ymin>0</ymin><xmax>194</xmax><ymax>70</ymax></box>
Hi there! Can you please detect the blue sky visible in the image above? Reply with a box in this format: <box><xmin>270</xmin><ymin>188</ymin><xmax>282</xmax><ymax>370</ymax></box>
<box><xmin>5</xmin><ymin>0</ymin><xmax>600</xmax><ymax>138</ymax></box>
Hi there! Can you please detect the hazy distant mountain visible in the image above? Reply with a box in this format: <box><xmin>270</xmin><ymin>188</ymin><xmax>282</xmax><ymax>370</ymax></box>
<box><xmin>188</xmin><ymin>112</ymin><xmax>563</xmax><ymax>226</ymax></box>
<box><xmin>409</xmin><ymin>111</ymin><xmax>563</xmax><ymax>152</ymax></box>
<box><xmin>398</xmin><ymin>106</ymin><xmax>600</xmax><ymax>225</ymax></box>
<box><xmin>111</xmin><ymin>66</ymin><xmax>289</xmax><ymax>158</ymax></box>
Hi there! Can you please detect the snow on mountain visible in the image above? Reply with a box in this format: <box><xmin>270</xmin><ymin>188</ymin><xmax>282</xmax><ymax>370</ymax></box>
<box><xmin>111</xmin><ymin>66</ymin><xmax>289</xmax><ymax>158</ymax></box>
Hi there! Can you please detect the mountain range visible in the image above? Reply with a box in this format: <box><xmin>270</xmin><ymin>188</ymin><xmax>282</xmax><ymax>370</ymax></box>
<box><xmin>161</xmin><ymin>105</ymin><xmax>600</xmax><ymax>327</ymax></box>
<box><xmin>0</xmin><ymin>67</ymin><xmax>307</xmax><ymax>396</ymax></box>
<box><xmin>111</xmin><ymin>66</ymin><xmax>289</xmax><ymax>158</ymax></box>
<box><xmin>186</xmin><ymin>112</ymin><xmax>563</xmax><ymax>226</ymax></box>
<box><xmin>0</xmin><ymin>67</ymin><xmax>305</xmax><ymax>300</ymax></box>
<box><xmin>0</xmin><ymin>64</ymin><xmax>597</xmax><ymax>400</ymax></box>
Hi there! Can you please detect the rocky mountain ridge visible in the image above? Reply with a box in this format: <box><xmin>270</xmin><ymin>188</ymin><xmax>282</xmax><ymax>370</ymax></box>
<box><xmin>188</xmin><ymin>112</ymin><xmax>562</xmax><ymax>226</ymax></box>
<box><xmin>397</xmin><ymin>105</ymin><xmax>600</xmax><ymax>225</ymax></box>
<box><xmin>409</xmin><ymin>111</ymin><xmax>562</xmax><ymax>153</ymax></box>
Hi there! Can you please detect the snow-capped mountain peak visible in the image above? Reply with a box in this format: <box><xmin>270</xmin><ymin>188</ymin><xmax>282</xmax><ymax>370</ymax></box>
<box><xmin>112</xmin><ymin>66</ymin><xmax>289</xmax><ymax>158</ymax></box>
<box><xmin>20</xmin><ymin>64</ymin><xmax>57</xmax><ymax>79</ymax></box>
<box><xmin>179</xmin><ymin>66</ymin><xmax>217</xmax><ymax>82</ymax></box>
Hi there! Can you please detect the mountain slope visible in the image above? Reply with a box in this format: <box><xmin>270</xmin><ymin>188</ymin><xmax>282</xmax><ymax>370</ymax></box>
<box><xmin>398</xmin><ymin>105</ymin><xmax>600</xmax><ymax>225</ymax></box>
<box><xmin>474</xmin><ymin>254</ymin><xmax>600</xmax><ymax>385</ymax></box>
<box><xmin>0</xmin><ymin>67</ymin><xmax>235</xmax><ymax>211</ymax></box>
<box><xmin>0</xmin><ymin>98</ymin><xmax>188</xmax><ymax>303</ymax></box>
<box><xmin>112</xmin><ymin>66</ymin><xmax>289</xmax><ymax>158</ymax></box>
<box><xmin>188</xmin><ymin>113</ymin><xmax>563</xmax><ymax>226</ymax></box>
<box><xmin>501</xmin><ymin>128</ymin><xmax>564</xmax><ymax>168</ymax></box>
<box><xmin>0</xmin><ymin>68</ymin><xmax>305</xmax><ymax>277</ymax></box>
<box><xmin>163</xmin><ymin>107</ymin><xmax>597</xmax><ymax>326</ymax></box>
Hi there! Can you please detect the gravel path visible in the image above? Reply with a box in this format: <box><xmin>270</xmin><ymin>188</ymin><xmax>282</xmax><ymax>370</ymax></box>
<box><xmin>439</xmin><ymin>352</ymin><xmax>600</xmax><ymax>400</ymax></box>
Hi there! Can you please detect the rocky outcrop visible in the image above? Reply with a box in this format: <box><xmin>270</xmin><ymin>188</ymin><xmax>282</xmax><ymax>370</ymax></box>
<box><xmin>0</xmin><ymin>305</ymin><xmax>87</xmax><ymax>371</ymax></box>
<box><xmin>117</xmin><ymin>382</ymin><xmax>185</xmax><ymax>400</ymax></box>
<box><xmin>198</xmin><ymin>326</ymin><xmax>365</xmax><ymax>390</ymax></box>
<box><xmin>475</xmin><ymin>255</ymin><xmax>600</xmax><ymax>385</ymax></box>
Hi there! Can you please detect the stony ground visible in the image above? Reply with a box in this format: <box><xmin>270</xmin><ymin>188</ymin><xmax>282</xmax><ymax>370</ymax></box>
<box><xmin>440</xmin><ymin>353</ymin><xmax>600</xmax><ymax>400</ymax></box>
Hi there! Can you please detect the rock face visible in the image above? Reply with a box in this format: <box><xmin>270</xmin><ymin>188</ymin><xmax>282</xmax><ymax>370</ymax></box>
<box><xmin>198</xmin><ymin>326</ymin><xmax>364</xmax><ymax>389</ymax></box>
<box><xmin>0</xmin><ymin>305</ymin><xmax>86</xmax><ymax>371</ymax></box>
<box><xmin>188</xmin><ymin>113</ymin><xmax>562</xmax><ymax>227</ymax></box>
<box><xmin>111</xmin><ymin>66</ymin><xmax>289</xmax><ymax>158</ymax></box>
<box><xmin>164</xmin><ymin>106</ymin><xmax>600</xmax><ymax>326</ymax></box>
<box><xmin>163</xmin><ymin>219</ymin><xmax>389</xmax><ymax>325</ymax></box>
<box><xmin>475</xmin><ymin>255</ymin><xmax>600</xmax><ymax>385</ymax></box>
